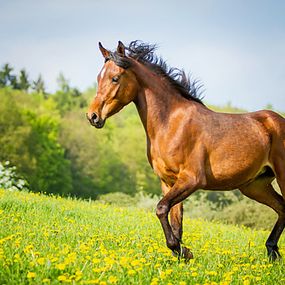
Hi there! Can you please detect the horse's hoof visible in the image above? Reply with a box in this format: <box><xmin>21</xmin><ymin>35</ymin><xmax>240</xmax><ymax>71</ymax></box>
<box><xmin>172</xmin><ymin>246</ymin><xmax>194</xmax><ymax>261</ymax></box>
<box><xmin>268</xmin><ymin>249</ymin><xmax>282</xmax><ymax>262</ymax></box>
<box><xmin>181</xmin><ymin>246</ymin><xmax>194</xmax><ymax>261</ymax></box>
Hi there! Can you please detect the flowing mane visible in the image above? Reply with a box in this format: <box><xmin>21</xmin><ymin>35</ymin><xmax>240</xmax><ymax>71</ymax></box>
<box><xmin>106</xmin><ymin>40</ymin><xmax>204</xmax><ymax>104</ymax></box>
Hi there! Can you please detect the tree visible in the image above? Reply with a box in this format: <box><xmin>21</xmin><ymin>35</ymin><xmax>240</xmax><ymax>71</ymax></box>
<box><xmin>57</xmin><ymin>72</ymin><xmax>70</xmax><ymax>93</ymax></box>
<box><xmin>54</xmin><ymin>73</ymin><xmax>84</xmax><ymax>114</ymax></box>
<box><xmin>9</xmin><ymin>75</ymin><xmax>20</xmax><ymax>90</ymax></box>
<box><xmin>32</xmin><ymin>74</ymin><xmax>46</xmax><ymax>94</ymax></box>
<box><xmin>0</xmin><ymin>71</ymin><xmax>5</xmax><ymax>87</ymax></box>
<box><xmin>18</xmin><ymin>69</ymin><xmax>30</xmax><ymax>91</ymax></box>
<box><xmin>0</xmin><ymin>63</ymin><xmax>13</xmax><ymax>87</ymax></box>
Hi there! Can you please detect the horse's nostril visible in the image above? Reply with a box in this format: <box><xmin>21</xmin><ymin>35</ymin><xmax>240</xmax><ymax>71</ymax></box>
<box><xmin>91</xmin><ymin>112</ymin><xmax>98</xmax><ymax>123</ymax></box>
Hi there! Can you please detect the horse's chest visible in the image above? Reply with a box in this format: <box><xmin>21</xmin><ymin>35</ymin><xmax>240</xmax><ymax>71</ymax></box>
<box><xmin>152</xmin><ymin>157</ymin><xmax>178</xmax><ymax>186</ymax></box>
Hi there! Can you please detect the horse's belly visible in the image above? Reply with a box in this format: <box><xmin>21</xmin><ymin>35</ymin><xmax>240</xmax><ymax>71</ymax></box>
<box><xmin>205</xmin><ymin>144</ymin><xmax>270</xmax><ymax>189</ymax></box>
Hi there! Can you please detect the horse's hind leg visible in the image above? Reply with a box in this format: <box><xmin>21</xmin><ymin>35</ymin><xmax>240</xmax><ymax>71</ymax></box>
<box><xmin>239</xmin><ymin>177</ymin><xmax>285</xmax><ymax>261</ymax></box>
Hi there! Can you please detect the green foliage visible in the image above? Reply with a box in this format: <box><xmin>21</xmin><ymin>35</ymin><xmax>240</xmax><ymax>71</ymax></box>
<box><xmin>32</xmin><ymin>74</ymin><xmax>46</xmax><ymax>95</ymax></box>
<box><xmin>53</xmin><ymin>73</ymin><xmax>85</xmax><ymax>114</ymax></box>
<box><xmin>18</xmin><ymin>69</ymin><xmax>30</xmax><ymax>91</ymax></box>
<box><xmin>0</xmin><ymin>88</ymin><xmax>72</xmax><ymax>195</ymax></box>
<box><xmin>0</xmin><ymin>161</ymin><xmax>28</xmax><ymax>191</ymax></box>
<box><xmin>59</xmin><ymin>110</ymin><xmax>137</xmax><ymax>198</ymax></box>
<box><xmin>23</xmin><ymin>111</ymin><xmax>72</xmax><ymax>194</ymax></box>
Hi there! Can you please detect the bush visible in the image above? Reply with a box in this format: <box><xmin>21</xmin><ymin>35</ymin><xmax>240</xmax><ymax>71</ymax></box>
<box><xmin>0</xmin><ymin>161</ymin><xmax>28</xmax><ymax>191</ymax></box>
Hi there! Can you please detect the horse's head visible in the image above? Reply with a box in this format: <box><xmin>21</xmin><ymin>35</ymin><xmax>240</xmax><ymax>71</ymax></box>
<box><xmin>87</xmin><ymin>41</ymin><xmax>139</xmax><ymax>128</ymax></box>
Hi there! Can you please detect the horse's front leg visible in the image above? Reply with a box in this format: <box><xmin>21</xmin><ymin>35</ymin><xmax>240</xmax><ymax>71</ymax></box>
<box><xmin>161</xmin><ymin>181</ymin><xmax>183</xmax><ymax>243</ymax></box>
<box><xmin>156</xmin><ymin>174</ymin><xmax>199</xmax><ymax>260</ymax></box>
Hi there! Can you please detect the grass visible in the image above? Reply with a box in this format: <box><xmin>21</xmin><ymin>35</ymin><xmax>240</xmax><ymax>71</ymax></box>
<box><xmin>0</xmin><ymin>189</ymin><xmax>284</xmax><ymax>285</ymax></box>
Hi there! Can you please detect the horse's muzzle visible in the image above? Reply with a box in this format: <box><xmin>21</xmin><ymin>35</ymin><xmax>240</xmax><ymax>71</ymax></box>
<box><xmin>87</xmin><ymin>112</ymin><xmax>105</xmax><ymax>129</ymax></box>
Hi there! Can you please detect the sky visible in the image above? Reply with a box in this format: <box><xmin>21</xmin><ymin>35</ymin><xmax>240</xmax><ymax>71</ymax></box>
<box><xmin>0</xmin><ymin>0</ymin><xmax>285</xmax><ymax>111</ymax></box>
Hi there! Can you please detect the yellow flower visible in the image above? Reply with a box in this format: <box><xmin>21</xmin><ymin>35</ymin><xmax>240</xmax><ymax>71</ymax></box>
<box><xmin>27</xmin><ymin>272</ymin><xmax>36</xmax><ymax>279</ymax></box>
<box><xmin>206</xmin><ymin>270</ymin><xmax>218</xmax><ymax>276</ymax></box>
<box><xmin>93</xmin><ymin>258</ymin><xmax>101</xmax><ymax>264</ymax></box>
<box><xmin>82</xmin><ymin>280</ymin><xmax>99</xmax><ymax>284</ymax></box>
<box><xmin>108</xmin><ymin>276</ymin><xmax>118</xmax><ymax>284</ymax></box>
<box><xmin>24</xmin><ymin>244</ymin><xmax>34</xmax><ymax>253</ymax></box>
<box><xmin>58</xmin><ymin>275</ymin><xmax>67</xmax><ymax>281</ymax></box>
<box><xmin>56</xmin><ymin>263</ymin><xmax>66</xmax><ymax>270</ymax></box>
<box><xmin>128</xmin><ymin>269</ymin><xmax>136</xmax><ymax>276</ymax></box>
<box><xmin>37</xmin><ymin>257</ymin><xmax>45</xmax><ymax>265</ymax></box>
<box><xmin>42</xmin><ymin>278</ymin><xmax>50</xmax><ymax>283</ymax></box>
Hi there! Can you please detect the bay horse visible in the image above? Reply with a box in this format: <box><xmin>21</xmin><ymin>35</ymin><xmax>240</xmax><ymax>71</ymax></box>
<box><xmin>87</xmin><ymin>40</ymin><xmax>285</xmax><ymax>261</ymax></box>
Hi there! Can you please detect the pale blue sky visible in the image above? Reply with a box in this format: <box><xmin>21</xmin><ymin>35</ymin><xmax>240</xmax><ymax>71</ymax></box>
<box><xmin>1</xmin><ymin>0</ymin><xmax>284</xmax><ymax>111</ymax></box>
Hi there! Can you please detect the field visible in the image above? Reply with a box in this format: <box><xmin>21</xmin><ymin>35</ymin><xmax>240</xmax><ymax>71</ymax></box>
<box><xmin>0</xmin><ymin>189</ymin><xmax>284</xmax><ymax>285</ymax></box>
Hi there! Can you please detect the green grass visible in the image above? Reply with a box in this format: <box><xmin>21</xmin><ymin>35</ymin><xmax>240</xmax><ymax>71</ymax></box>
<box><xmin>0</xmin><ymin>189</ymin><xmax>284</xmax><ymax>285</ymax></box>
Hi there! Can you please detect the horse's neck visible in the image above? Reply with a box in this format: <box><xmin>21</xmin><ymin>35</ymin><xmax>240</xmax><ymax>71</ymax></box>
<box><xmin>134</xmin><ymin>79</ymin><xmax>185</xmax><ymax>140</ymax></box>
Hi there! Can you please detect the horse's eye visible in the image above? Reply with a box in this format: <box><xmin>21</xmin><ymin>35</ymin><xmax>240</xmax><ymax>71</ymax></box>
<box><xmin>112</xmin><ymin>76</ymin><xmax>120</xmax><ymax>83</ymax></box>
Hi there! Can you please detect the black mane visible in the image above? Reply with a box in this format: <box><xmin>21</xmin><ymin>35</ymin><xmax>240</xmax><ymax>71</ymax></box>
<box><xmin>108</xmin><ymin>41</ymin><xmax>204</xmax><ymax>104</ymax></box>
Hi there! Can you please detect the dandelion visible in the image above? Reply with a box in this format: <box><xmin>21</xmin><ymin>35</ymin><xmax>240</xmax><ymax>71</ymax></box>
<box><xmin>55</xmin><ymin>263</ymin><xmax>66</xmax><ymax>270</ymax></box>
<box><xmin>37</xmin><ymin>257</ymin><xmax>45</xmax><ymax>265</ymax></box>
<box><xmin>128</xmin><ymin>269</ymin><xmax>136</xmax><ymax>276</ymax></box>
<box><xmin>92</xmin><ymin>258</ymin><xmax>100</xmax><ymax>264</ymax></box>
<box><xmin>27</xmin><ymin>272</ymin><xmax>36</xmax><ymax>279</ymax></box>
<box><xmin>108</xmin><ymin>276</ymin><xmax>118</xmax><ymax>284</ymax></box>
<box><xmin>58</xmin><ymin>275</ymin><xmax>67</xmax><ymax>282</ymax></box>
<box><xmin>206</xmin><ymin>270</ymin><xmax>218</xmax><ymax>276</ymax></box>
<box><xmin>150</xmin><ymin>278</ymin><xmax>159</xmax><ymax>285</ymax></box>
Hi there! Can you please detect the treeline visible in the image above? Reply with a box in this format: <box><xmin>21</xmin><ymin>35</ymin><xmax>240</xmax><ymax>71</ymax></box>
<box><xmin>0</xmin><ymin>63</ymin><xmax>159</xmax><ymax>198</ymax></box>
<box><xmin>0</xmin><ymin>63</ymin><xmax>45</xmax><ymax>93</ymax></box>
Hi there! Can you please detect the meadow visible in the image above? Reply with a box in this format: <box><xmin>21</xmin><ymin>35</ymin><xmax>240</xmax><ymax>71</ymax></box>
<box><xmin>1</xmin><ymin>189</ymin><xmax>285</xmax><ymax>285</ymax></box>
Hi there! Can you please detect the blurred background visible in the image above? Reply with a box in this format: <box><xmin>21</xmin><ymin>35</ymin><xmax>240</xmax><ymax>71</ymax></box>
<box><xmin>0</xmin><ymin>0</ymin><xmax>284</xmax><ymax>229</ymax></box>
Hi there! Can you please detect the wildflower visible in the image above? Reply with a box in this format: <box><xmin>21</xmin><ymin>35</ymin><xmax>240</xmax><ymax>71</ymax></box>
<box><xmin>58</xmin><ymin>275</ymin><xmax>67</xmax><ymax>282</ymax></box>
<box><xmin>206</xmin><ymin>270</ymin><xmax>218</xmax><ymax>276</ymax></box>
<box><xmin>56</xmin><ymin>263</ymin><xmax>66</xmax><ymax>270</ymax></box>
<box><xmin>37</xmin><ymin>257</ymin><xmax>45</xmax><ymax>265</ymax></box>
<box><xmin>27</xmin><ymin>272</ymin><xmax>36</xmax><ymax>279</ymax></box>
<box><xmin>128</xmin><ymin>269</ymin><xmax>136</xmax><ymax>276</ymax></box>
<box><xmin>92</xmin><ymin>258</ymin><xmax>101</xmax><ymax>264</ymax></box>
<box><xmin>108</xmin><ymin>276</ymin><xmax>118</xmax><ymax>284</ymax></box>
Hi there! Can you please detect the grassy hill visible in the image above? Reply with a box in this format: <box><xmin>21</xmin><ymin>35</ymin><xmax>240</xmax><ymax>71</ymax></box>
<box><xmin>0</xmin><ymin>189</ymin><xmax>284</xmax><ymax>285</ymax></box>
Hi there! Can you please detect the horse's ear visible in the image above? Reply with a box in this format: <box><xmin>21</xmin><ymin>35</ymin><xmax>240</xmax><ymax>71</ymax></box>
<box><xmin>117</xmin><ymin>41</ymin><xmax>126</xmax><ymax>57</ymax></box>
<box><xmin>99</xmin><ymin>42</ymin><xmax>110</xmax><ymax>59</ymax></box>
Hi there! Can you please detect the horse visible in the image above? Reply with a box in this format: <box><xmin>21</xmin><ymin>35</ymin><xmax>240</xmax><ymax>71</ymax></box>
<box><xmin>87</xmin><ymin>40</ymin><xmax>285</xmax><ymax>261</ymax></box>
